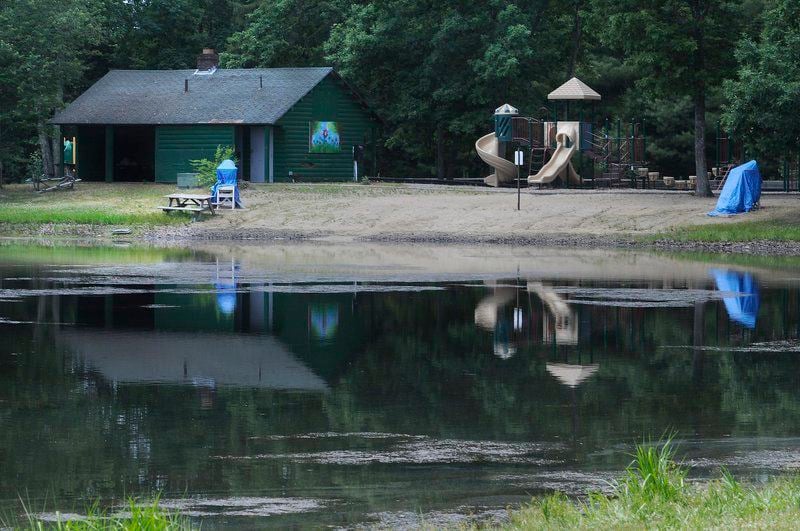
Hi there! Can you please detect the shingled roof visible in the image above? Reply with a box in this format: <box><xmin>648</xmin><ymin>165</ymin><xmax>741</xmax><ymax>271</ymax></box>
<box><xmin>51</xmin><ymin>67</ymin><xmax>334</xmax><ymax>125</ymax></box>
<box><xmin>547</xmin><ymin>77</ymin><xmax>601</xmax><ymax>101</ymax></box>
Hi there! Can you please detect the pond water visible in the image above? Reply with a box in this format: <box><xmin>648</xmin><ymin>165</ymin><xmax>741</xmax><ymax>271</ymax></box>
<box><xmin>1</xmin><ymin>242</ymin><xmax>799</xmax><ymax>528</ymax></box>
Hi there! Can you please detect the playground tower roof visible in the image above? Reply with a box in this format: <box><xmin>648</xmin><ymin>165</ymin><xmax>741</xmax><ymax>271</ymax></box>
<box><xmin>547</xmin><ymin>77</ymin><xmax>601</xmax><ymax>101</ymax></box>
<box><xmin>494</xmin><ymin>103</ymin><xmax>519</xmax><ymax>115</ymax></box>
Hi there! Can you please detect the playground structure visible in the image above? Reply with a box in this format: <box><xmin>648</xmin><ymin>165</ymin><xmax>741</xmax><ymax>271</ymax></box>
<box><xmin>476</xmin><ymin>78</ymin><xmax>649</xmax><ymax>188</ymax></box>
<box><xmin>475</xmin><ymin>80</ymin><xmax>800</xmax><ymax>192</ymax></box>
<box><xmin>712</xmin><ymin>125</ymin><xmax>800</xmax><ymax>192</ymax></box>
<box><xmin>713</xmin><ymin>125</ymin><xmax>746</xmax><ymax>191</ymax></box>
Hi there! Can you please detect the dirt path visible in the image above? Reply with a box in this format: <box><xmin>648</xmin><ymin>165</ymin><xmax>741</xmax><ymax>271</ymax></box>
<box><xmin>193</xmin><ymin>184</ymin><xmax>798</xmax><ymax>241</ymax></box>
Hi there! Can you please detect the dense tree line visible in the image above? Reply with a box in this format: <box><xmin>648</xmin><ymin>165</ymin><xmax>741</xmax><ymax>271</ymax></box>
<box><xmin>0</xmin><ymin>0</ymin><xmax>796</xmax><ymax>194</ymax></box>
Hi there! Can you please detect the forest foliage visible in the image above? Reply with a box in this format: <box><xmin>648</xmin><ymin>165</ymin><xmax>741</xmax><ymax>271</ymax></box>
<box><xmin>0</xmin><ymin>0</ymin><xmax>796</xmax><ymax>184</ymax></box>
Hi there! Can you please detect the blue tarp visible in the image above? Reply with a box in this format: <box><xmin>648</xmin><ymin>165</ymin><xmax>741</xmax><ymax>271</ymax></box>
<box><xmin>708</xmin><ymin>160</ymin><xmax>761</xmax><ymax>216</ymax></box>
<box><xmin>210</xmin><ymin>159</ymin><xmax>244</xmax><ymax>208</ymax></box>
<box><xmin>711</xmin><ymin>268</ymin><xmax>759</xmax><ymax>329</ymax></box>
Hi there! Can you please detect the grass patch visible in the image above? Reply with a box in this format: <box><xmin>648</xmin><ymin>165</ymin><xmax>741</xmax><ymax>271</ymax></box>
<box><xmin>0</xmin><ymin>183</ymin><xmax>191</xmax><ymax>228</ymax></box>
<box><xmin>656</xmin><ymin>218</ymin><xmax>800</xmax><ymax>243</ymax></box>
<box><xmin>7</xmin><ymin>499</ymin><xmax>193</xmax><ymax>530</ymax></box>
<box><xmin>500</xmin><ymin>437</ymin><xmax>800</xmax><ymax>530</ymax></box>
<box><xmin>0</xmin><ymin>206</ymin><xmax>186</xmax><ymax>226</ymax></box>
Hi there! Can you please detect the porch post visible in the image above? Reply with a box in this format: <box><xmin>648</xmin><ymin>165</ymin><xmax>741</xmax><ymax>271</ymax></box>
<box><xmin>267</xmin><ymin>125</ymin><xmax>274</xmax><ymax>183</ymax></box>
<box><xmin>104</xmin><ymin>125</ymin><xmax>114</xmax><ymax>182</ymax></box>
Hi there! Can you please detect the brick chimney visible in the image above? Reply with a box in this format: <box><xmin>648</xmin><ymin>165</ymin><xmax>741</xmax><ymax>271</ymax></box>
<box><xmin>196</xmin><ymin>48</ymin><xmax>219</xmax><ymax>71</ymax></box>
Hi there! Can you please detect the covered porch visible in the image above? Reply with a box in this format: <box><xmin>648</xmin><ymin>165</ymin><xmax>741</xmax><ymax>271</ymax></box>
<box><xmin>63</xmin><ymin>124</ymin><xmax>273</xmax><ymax>183</ymax></box>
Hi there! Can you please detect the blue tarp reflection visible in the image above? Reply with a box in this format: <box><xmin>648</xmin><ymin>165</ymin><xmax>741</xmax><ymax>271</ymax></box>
<box><xmin>711</xmin><ymin>269</ymin><xmax>759</xmax><ymax>328</ymax></box>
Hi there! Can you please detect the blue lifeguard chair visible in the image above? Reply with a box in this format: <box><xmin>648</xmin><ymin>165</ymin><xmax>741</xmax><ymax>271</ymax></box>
<box><xmin>211</xmin><ymin>159</ymin><xmax>244</xmax><ymax>209</ymax></box>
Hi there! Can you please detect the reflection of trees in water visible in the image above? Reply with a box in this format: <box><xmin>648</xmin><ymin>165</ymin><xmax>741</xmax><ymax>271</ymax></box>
<box><xmin>2</xmin><ymin>277</ymin><xmax>800</xmax><ymax>503</ymax></box>
<box><xmin>324</xmin><ymin>283</ymin><xmax>800</xmax><ymax>449</ymax></box>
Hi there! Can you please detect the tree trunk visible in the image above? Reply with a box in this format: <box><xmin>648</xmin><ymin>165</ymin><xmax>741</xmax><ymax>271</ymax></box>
<box><xmin>692</xmin><ymin>300</ymin><xmax>705</xmax><ymax>385</ymax></box>
<box><xmin>567</xmin><ymin>0</ymin><xmax>583</xmax><ymax>78</ymax></box>
<box><xmin>38</xmin><ymin>121</ymin><xmax>55</xmax><ymax>179</ymax></box>
<box><xmin>693</xmin><ymin>91</ymin><xmax>712</xmax><ymax>197</ymax></box>
<box><xmin>53</xmin><ymin>124</ymin><xmax>61</xmax><ymax>176</ymax></box>
<box><xmin>690</xmin><ymin>0</ymin><xmax>712</xmax><ymax>197</ymax></box>
<box><xmin>435</xmin><ymin>126</ymin><xmax>446</xmax><ymax>180</ymax></box>
<box><xmin>0</xmin><ymin>123</ymin><xmax>3</xmax><ymax>188</ymax></box>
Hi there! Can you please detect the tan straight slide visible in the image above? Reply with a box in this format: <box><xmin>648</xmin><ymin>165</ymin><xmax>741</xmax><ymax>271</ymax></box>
<box><xmin>475</xmin><ymin>133</ymin><xmax>517</xmax><ymax>187</ymax></box>
<box><xmin>528</xmin><ymin>122</ymin><xmax>582</xmax><ymax>186</ymax></box>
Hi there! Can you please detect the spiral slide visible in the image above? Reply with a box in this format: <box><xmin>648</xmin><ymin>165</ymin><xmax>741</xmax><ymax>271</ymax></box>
<box><xmin>475</xmin><ymin>133</ymin><xmax>517</xmax><ymax>187</ymax></box>
<box><xmin>528</xmin><ymin>122</ymin><xmax>581</xmax><ymax>186</ymax></box>
<box><xmin>476</xmin><ymin>122</ymin><xmax>582</xmax><ymax>187</ymax></box>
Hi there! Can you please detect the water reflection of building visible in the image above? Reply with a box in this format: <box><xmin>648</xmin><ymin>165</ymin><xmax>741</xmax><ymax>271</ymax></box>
<box><xmin>309</xmin><ymin>303</ymin><xmax>339</xmax><ymax>341</ymax></box>
<box><xmin>56</xmin><ymin>272</ymin><xmax>364</xmax><ymax>394</ymax></box>
<box><xmin>62</xmin><ymin>330</ymin><xmax>329</xmax><ymax>392</ymax></box>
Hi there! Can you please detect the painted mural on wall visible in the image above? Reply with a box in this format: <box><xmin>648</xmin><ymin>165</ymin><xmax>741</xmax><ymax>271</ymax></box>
<box><xmin>309</xmin><ymin>121</ymin><xmax>341</xmax><ymax>153</ymax></box>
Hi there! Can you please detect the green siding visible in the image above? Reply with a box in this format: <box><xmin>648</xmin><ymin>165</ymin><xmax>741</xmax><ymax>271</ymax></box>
<box><xmin>274</xmin><ymin>75</ymin><xmax>377</xmax><ymax>182</ymax></box>
<box><xmin>76</xmin><ymin>126</ymin><xmax>105</xmax><ymax>181</ymax></box>
<box><xmin>154</xmin><ymin>125</ymin><xmax>234</xmax><ymax>183</ymax></box>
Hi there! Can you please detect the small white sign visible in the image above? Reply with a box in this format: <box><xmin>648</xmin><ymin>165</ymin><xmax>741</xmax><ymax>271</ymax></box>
<box><xmin>514</xmin><ymin>150</ymin><xmax>524</xmax><ymax>166</ymax></box>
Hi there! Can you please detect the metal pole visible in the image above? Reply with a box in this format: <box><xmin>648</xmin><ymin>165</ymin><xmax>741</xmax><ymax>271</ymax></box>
<box><xmin>728</xmin><ymin>133</ymin><xmax>733</xmax><ymax>163</ymax></box>
<box><xmin>715</xmin><ymin>121</ymin><xmax>720</xmax><ymax>171</ymax></box>
<box><xmin>512</xmin><ymin>143</ymin><xmax>521</xmax><ymax>211</ymax></box>
<box><xmin>784</xmin><ymin>157</ymin><xmax>789</xmax><ymax>192</ymax></box>
<box><xmin>642</xmin><ymin>118</ymin><xmax>647</xmax><ymax>164</ymax></box>
<box><xmin>517</xmin><ymin>156</ymin><xmax>521</xmax><ymax>211</ymax></box>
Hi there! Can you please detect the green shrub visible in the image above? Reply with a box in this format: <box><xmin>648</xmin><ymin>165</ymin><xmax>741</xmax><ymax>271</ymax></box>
<box><xmin>189</xmin><ymin>145</ymin><xmax>237</xmax><ymax>188</ymax></box>
<box><xmin>617</xmin><ymin>435</ymin><xmax>686</xmax><ymax>504</ymax></box>
<box><xmin>26</xmin><ymin>150</ymin><xmax>43</xmax><ymax>181</ymax></box>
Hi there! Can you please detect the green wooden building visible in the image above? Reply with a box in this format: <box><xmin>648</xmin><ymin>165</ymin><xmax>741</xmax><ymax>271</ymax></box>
<box><xmin>51</xmin><ymin>51</ymin><xmax>380</xmax><ymax>183</ymax></box>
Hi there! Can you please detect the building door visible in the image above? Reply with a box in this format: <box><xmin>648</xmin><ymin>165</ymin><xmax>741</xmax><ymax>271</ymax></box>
<box><xmin>250</xmin><ymin>127</ymin><xmax>265</xmax><ymax>183</ymax></box>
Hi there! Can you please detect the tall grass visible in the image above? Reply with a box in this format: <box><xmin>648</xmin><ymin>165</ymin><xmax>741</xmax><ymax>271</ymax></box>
<box><xmin>7</xmin><ymin>498</ymin><xmax>193</xmax><ymax>530</ymax></box>
<box><xmin>616</xmin><ymin>435</ymin><xmax>685</xmax><ymax>504</ymax></box>
<box><xmin>502</xmin><ymin>437</ymin><xmax>800</xmax><ymax>530</ymax></box>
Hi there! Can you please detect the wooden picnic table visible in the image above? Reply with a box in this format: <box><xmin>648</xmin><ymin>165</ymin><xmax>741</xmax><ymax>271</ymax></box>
<box><xmin>160</xmin><ymin>193</ymin><xmax>215</xmax><ymax>215</ymax></box>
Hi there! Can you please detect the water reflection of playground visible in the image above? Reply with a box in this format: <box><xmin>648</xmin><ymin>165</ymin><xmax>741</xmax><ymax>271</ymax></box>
<box><xmin>473</xmin><ymin>270</ymin><xmax>760</xmax><ymax>388</ymax></box>
<box><xmin>474</xmin><ymin>280</ymin><xmax>593</xmax><ymax>387</ymax></box>
<box><xmin>60</xmin><ymin>260</ymin><xmax>762</xmax><ymax>400</ymax></box>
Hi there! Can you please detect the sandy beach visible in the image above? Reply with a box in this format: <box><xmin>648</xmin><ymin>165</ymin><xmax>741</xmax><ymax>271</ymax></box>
<box><xmin>2</xmin><ymin>182</ymin><xmax>799</xmax><ymax>253</ymax></box>
<box><xmin>159</xmin><ymin>183</ymin><xmax>800</xmax><ymax>249</ymax></box>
